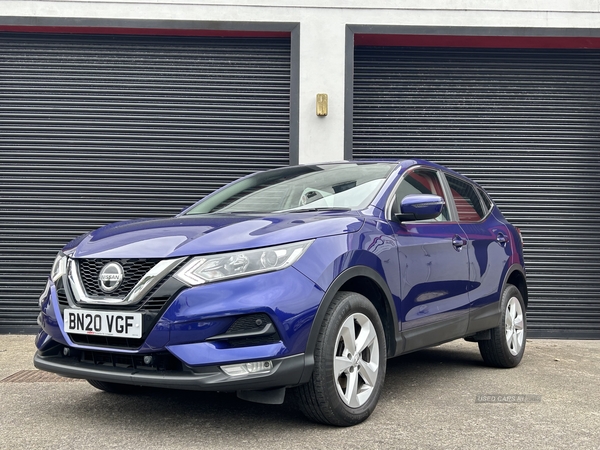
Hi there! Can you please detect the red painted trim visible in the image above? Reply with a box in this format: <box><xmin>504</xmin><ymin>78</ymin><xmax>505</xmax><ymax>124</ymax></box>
<box><xmin>355</xmin><ymin>33</ymin><xmax>600</xmax><ymax>49</ymax></box>
<box><xmin>0</xmin><ymin>25</ymin><xmax>289</xmax><ymax>38</ymax></box>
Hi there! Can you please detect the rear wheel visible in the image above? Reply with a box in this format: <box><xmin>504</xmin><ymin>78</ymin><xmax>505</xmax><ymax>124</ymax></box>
<box><xmin>294</xmin><ymin>291</ymin><xmax>387</xmax><ymax>426</ymax></box>
<box><xmin>87</xmin><ymin>379</ymin><xmax>142</xmax><ymax>394</ymax></box>
<box><xmin>478</xmin><ymin>284</ymin><xmax>526</xmax><ymax>368</ymax></box>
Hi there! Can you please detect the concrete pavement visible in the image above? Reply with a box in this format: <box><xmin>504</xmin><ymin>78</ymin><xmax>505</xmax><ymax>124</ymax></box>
<box><xmin>1</xmin><ymin>335</ymin><xmax>599</xmax><ymax>449</ymax></box>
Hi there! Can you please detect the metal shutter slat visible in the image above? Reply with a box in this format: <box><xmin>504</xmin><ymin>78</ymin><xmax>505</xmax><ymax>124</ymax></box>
<box><xmin>353</xmin><ymin>46</ymin><xmax>600</xmax><ymax>338</ymax></box>
<box><xmin>0</xmin><ymin>32</ymin><xmax>291</xmax><ymax>332</ymax></box>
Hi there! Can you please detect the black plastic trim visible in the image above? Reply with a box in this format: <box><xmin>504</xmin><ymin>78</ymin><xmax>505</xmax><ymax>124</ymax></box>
<box><xmin>503</xmin><ymin>264</ymin><xmax>528</xmax><ymax>304</ymax></box>
<box><xmin>466</xmin><ymin>302</ymin><xmax>502</xmax><ymax>335</ymax></box>
<box><xmin>298</xmin><ymin>265</ymin><xmax>399</xmax><ymax>384</ymax></box>
<box><xmin>207</xmin><ymin>323</ymin><xmax>275</xmax><ymax>341</ymax></box>
<box><xmin>400</xmin><ymin>314</ymin><xmax>470</xmax><ymax>354</ymax></box>
<box><xmin>34</xmin><ymin>348</ymin><xmax>306</xmax><ymax>392</ymax></box>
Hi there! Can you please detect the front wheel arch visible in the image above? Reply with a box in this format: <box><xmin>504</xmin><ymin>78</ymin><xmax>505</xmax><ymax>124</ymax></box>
<box><xmin>298</xmin><ymin>266</ymin><xmax>397</xmax><ymax>385</ymax></box>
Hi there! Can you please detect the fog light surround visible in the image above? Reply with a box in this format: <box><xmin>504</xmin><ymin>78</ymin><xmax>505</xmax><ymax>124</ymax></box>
<box><xmin>221</xmin><ymin>360</ymin><xmax>273</xmax><ymax>377</ymax></box>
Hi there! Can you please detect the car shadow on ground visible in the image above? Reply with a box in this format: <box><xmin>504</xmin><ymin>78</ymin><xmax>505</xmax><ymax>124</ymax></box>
<box><xmin>380</xmin><ymin>342</ymin><xmax>489</xmax><ymax>401</ymax></box>
<box><xmin>386</xmin><ymin>342</ymin><xmax>485</xmax><ymax>373</ymax></box>
<box><xmin>50</xmin><ymin>341</ymin><xmax>488</xmax><ymax>431</ymax></box>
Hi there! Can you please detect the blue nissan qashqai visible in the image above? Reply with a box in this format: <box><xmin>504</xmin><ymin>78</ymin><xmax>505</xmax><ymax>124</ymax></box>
<box><xmin>35</xmin><ymin>159</ymin><xmax>527</xmax><ymax>426</ymax></box>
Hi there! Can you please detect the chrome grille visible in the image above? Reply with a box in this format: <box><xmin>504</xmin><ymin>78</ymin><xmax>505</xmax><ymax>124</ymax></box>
<box><xmin>78</xmin><ymin>259</ymin><xmax>160</xmax><ymax>298</ymax></box>
<box><xmin>59</xmin><ymin>257</ymin><xmax>187</xmax><ymax>349</ymax></box>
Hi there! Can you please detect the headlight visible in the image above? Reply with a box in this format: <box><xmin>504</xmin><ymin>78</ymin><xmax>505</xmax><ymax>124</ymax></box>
<box><xmin>51</xmin><ymin>252</ymin><xmax>68</xmax><ymax>283</ymax></box>
<box><xmin>174</xmin><ymin>240</ymin><xmax>314</xmax><ymax>286</ymax></box>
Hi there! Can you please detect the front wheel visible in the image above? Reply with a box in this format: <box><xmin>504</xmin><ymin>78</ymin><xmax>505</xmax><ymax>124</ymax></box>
<box><xmin>294</xmin><ymin>291</ymin><xmax>387</xmax><ymax>426</ymax></box>
<box><xmin>478</xmin><ymin>284</ymin><xmax>526</xmax><ymax>368</ymax></box>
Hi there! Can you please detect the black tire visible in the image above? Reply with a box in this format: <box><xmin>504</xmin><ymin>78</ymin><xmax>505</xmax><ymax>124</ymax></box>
<box><xmin>294</xmin><ymin>291</ymin><xmax>387</xmax><ymax>426</ymax></box>
<box><xmin>478</xmin><ymin>284</ymin><xmax>526</xmax><ymax>368</ymax></box>
<box><xmin>87</xmin><ymin>379</ymin><xmax>142</xmax><ymax>394</ymax></box>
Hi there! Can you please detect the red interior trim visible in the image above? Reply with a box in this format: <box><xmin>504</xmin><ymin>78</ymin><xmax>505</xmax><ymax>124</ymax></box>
<box><xmin>355</xmin><ymin>33</ymin><xmax>600</xmax><ymax>49</ymax></box>
<box><xmin>0</xmin><ymin>25</ymin><xmax>289</xmax><ymax>38</ymax></box>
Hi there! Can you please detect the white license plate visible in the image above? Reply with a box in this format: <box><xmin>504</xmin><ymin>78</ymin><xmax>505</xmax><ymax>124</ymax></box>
<box><xmin>63</xmin><ymin>309</ymin><xmax>142</xmax><ymax>339</ymax></box>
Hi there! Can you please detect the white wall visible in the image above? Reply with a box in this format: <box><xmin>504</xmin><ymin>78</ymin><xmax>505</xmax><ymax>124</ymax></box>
<box><xmin>2</xmin><ymin>1</ymin><xmax>599</xmax><ymax>164</ymax></box>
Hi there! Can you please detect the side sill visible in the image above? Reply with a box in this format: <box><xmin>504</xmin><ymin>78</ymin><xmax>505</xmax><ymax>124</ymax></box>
<box><xmin>397</xmin><ymin>314</ymin><xmax>469</xmax><ymax>355</ymax></box>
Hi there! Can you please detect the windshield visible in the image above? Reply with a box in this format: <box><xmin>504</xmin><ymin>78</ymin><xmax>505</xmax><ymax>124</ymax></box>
<box><xmin>185</xmin><ymin>163</ymin><xmax>396</xmax><ymax>215</ymax></box>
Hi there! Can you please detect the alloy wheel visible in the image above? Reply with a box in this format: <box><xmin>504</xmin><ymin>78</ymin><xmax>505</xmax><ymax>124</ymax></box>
<box><xmin>505</xmin><ymin>296</ymin><xmax>525</xmax><ymax>356</ymax></box>
<box><xmin>333</xmin><ymin>312</ymin><xmax>380</xmax><ymax>407</ymax></box>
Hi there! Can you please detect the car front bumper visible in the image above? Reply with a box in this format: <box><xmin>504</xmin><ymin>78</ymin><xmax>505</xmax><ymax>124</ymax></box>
<box><xmin>35</xmin><ymin>264</ymin><xmax>324</xmax><ymax>391</ymax></box>
<box><xmin>33</xmin><ymin>340</ymin><xmax>307</xmax><ymax>392</ymax></box>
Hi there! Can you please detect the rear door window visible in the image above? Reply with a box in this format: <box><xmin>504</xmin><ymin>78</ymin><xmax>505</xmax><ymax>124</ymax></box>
<box><xmin>477</xmin><ymin>187</ymin><xmax>493</xmax><ymax>214</ymax></box>
<box><xmin>445</xmin><ymin>175</ymin><xmax>486</xmax><ymax>222</ymax></box>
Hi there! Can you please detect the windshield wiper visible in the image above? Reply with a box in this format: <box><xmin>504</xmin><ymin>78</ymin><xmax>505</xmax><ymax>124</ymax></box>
<box><xmin>185</xmin><ymin>210</ymin><xmax>267</xmax><ymax>215</ymax></box>
<box><xmin>187</xmin><ymin>207</ymin><xmax>352</xmax><ymax>215</ymax></box>
<box><xmin>276</xmin><ymin>206</ymin><xmax>352</xmax><ymax>213</ymax></box>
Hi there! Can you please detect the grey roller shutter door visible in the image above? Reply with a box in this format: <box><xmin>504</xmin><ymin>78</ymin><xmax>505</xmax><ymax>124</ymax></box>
<box><xmin>353</xmin><ymin>46</ymin><xmax>600</xmax><ymax>338</ymax></box>
<box><xmin>0</xmin><ymin>32</ymin><xmax>291</xmax><ymax>332</ymax></box>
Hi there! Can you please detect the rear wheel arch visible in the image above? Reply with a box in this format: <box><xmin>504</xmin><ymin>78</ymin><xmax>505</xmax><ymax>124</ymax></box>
<box><xmin>299</xmin><ymin>266</ymin><xmax>398</xmax><ymax>384</ymax></box>
<box><xmin>504</xmin><ymin>265</ymin><xmax>528</xmax><ymax>307</ymax></box>
<box><xmin>478</xmin><ymin>283</ymin><xmax>526</xmax><ymax>368</ymax></box>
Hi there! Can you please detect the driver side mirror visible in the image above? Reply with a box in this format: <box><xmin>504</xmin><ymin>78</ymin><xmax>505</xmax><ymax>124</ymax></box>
<box><xmin>394</xmin><ymin>194</ymin><xmax>445</xmax><ymax>222</ymax></box>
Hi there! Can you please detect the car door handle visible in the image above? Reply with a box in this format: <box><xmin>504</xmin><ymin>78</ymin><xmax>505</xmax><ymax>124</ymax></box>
<box><xmin>452</xmin><ymin>235</ymin><xmax>466</xmax><ymax>251</ymax></box>
<box><xmin>496</xmin><ymin>233</ymin><xmax>508</xmax><ymax>246</ymax></box>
